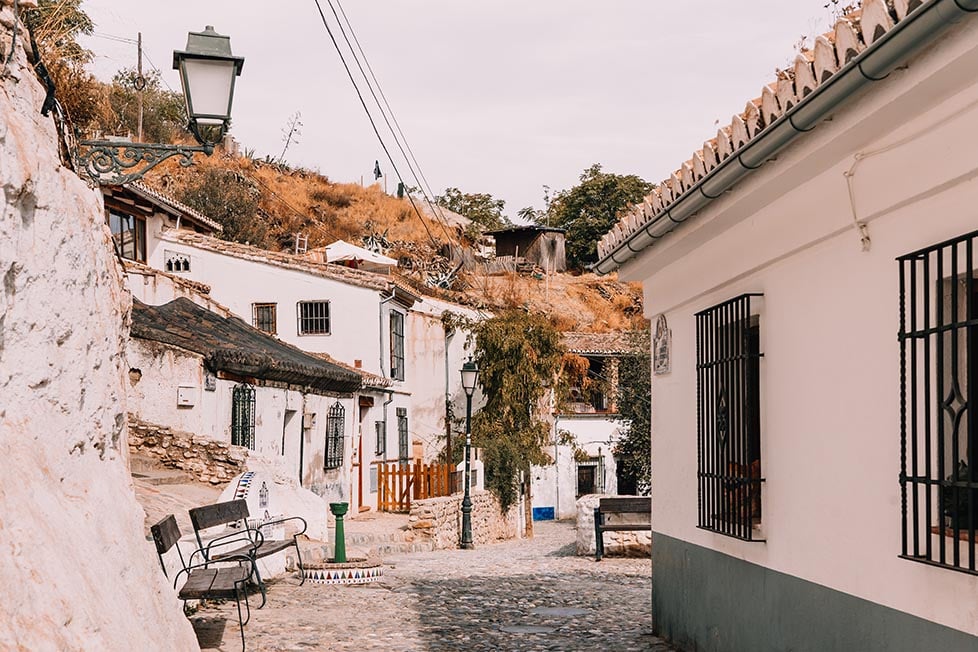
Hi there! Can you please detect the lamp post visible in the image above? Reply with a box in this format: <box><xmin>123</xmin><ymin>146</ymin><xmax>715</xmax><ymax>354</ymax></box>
<box><xmin>459</xmin><ymin>359</ymin><xmax>479</xmax><ymax>550</ymax></box>
<box><xmin>74</xmin><ymin>26</ymin><xmax>244</xmax><ymax>185</ymax></box>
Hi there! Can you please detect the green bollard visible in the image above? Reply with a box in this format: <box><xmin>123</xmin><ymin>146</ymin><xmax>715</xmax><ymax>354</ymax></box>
<box><xmin>329</xmin><ymin>502</ymin><xmax>349</xmax><ymax>563</ymax></box>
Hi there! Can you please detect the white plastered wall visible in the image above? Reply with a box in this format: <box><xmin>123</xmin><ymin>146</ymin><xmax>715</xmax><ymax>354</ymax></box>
<box><xmin>624</xmin><ymin>26</ymin><xmax>978</xmax><ymax>636</ymax></box>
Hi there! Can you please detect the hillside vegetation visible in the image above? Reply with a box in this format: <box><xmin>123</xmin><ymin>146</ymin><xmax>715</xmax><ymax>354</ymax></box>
<box><xmin>145</xmin><ymin>151</ymin><xmax>645</xmax><ymax>333</ymax></box>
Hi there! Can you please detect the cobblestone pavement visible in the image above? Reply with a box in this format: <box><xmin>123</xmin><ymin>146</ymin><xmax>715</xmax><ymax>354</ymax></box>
<box><xmin>199</xmin><ymin>520</ymin><xmax>674</xmax><ymax>651</ymax></box>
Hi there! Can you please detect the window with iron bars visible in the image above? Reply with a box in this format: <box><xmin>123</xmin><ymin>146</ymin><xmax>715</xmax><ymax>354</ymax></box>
<box><xmin>297</xmin><ymin>300</ymin><xmax>330</xmax><ymax>335</ymax></box>
<box><xmin>252</xmin><ymin>303</ymin><xmax>277</xmax><ymax>335</ymax></box>
<box><xmin>695</xmin><ymin>293</ymin><xmax>764</xmax><ymax>541</ymax></box>
<box><xmin>324</xmin><ymin>401</ymin><xmax>345</xmax><ymax>470</ymax></box>
<box><xmin>390</xmin><ymin>311</ymin><xmax>405</xmax><ymax>381</ymax></box>
<box><xmin>899</xmin><ymin>231</ymin><xmax>978</xmax><ymax>575</ymax></box>
<box><xmin>231</xmin><ymin>383</ymin><xmax>256</xmax><ymax>450</ymax></box>
<box><xmin>397</xmin><ymin>408</ymin><xmax>409</xmax><ymax>465</ymax></box>
<box><xmin>375</xmin><ymin>420</ymin><xmax>386</xmax><ymax>457</ymax></box>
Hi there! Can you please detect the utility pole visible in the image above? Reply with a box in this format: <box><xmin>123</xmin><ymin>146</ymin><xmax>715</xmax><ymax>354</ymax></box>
<box><xmin>136</xmin><ymin>32</ymin><xmax>144</xmax><ymax>142</ymax></box>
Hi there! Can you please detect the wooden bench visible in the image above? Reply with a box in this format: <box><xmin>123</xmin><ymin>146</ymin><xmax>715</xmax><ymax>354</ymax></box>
<box><xmin>151</xmin><ymin>514</ymin><xmax>255</xmax><ymax>651</ymax></box>
<box><xmin>593</xmin><ymin>497</ymin><xmax>651</xmax><ymax>561</ymax></box>
<box><xmin>189</xmin><ymin>499</ymin><xmax>307</xmax><ymax>608</ymax></box>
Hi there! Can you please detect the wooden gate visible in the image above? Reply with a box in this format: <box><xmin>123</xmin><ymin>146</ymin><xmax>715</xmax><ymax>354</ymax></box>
<box><xmin>378</xmin><ymin>462</ymin><xmax>452</xmax><ymax>513</ymax></box>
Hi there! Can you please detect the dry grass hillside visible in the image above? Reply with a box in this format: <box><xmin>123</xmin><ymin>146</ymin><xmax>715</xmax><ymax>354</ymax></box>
<box><xmin>144</xmin><ymin>149</ymin><xmax>646</xmax><ymax>332</ymax></box>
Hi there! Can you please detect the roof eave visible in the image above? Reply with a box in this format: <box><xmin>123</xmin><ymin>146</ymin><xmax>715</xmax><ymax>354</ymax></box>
<box><xmin>594</xmin><ymin>0</ymin><xmax>978</xmax><ymax>276</ymax></box>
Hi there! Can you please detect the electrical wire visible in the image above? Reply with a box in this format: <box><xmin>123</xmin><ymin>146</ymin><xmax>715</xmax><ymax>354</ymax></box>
<box><xmin>311</xmin><ymin>0</ymin><xmax>441</xmax><ymax>250</ymax></box>
<box><xmin>329</xmin><ymin>0</ymin><xmax>456</xmax><ymax>242</ymax></box>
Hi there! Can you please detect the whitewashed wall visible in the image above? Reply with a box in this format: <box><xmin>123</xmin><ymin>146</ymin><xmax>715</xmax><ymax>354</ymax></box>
<box><xmin>532</xmin><ymin>415</ymin><xmax>620</xmax><ymax>519</ymax></box>
<box><xmin>0</xmin><ymin>3</ymin><xmax>198</xmax><ymax>646</ymax></box>
<box><xmin>149</xmin><ymin>236</ymin><xmax>385</xmax><ymax>375</ymax></box>
<box><xmin>622</xmin><ymin>30</ymin><xmax>978</xmax><ymax>637</ymax></box>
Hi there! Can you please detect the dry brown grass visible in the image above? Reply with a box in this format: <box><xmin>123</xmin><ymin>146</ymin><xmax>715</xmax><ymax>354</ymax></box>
<box><xmin>146</xmin><ymin>153</ymin><xmax>641</xmax><ymax>333</ymax></box>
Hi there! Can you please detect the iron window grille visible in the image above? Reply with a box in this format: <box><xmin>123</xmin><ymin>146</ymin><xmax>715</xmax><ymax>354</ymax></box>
<box><xmin>252</xmin><ymin>303</ymin><xmax>277</xmax><ymax>335</ymax></box>
<box><xmin>231</xmin><ymin>383</ymin><xmax>256</xmax><ymax>450</ymax></box>
<box><xmin>390</xmin><ymin>311</ymin><xmax>405</xmax><ymax>381</ymax></box>
<box><xmin>695</xmin><ymin>293</ymin><xmax>764</xmax><ymax>541</ymax></box>
<box><xmin>397</xmin><ymin>407</ymin><xmax>409</xmax><ymax>466</ymax></box>
<box><xmin>375</xmin><ymin>420</ymin><xmax>386</xmax><ymax>457</ymax></box>
<box><xmin>899</xmin><ymin>231</ymin><xmax>978</xmax><ymax>575</ymax></box>
<box><xmin>297</xmin><ymin>300</ymin><xmax>330</xmax><ymax>335</ymax></box>
<box><xmin>325</xmin><ymin>401</ymin><xmax>345</xmax><ymax>470</ymax></box>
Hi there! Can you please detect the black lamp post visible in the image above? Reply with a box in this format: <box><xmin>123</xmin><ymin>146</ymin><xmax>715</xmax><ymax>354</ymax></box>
<box><xmin>460</xmin><ymin>358</ymin><xmax>479</xmax><ymax>550</ymax></box>
<box><xmin>74</xmin><ymin>26</ymin><xmax>244</xmax><ymax>185</ymax></box>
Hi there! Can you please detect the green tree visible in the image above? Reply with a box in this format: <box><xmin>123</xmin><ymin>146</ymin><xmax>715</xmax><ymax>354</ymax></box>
<box><xmin>436</xmin><ymin>187</ymin><xmax>510</xmax><ymax>231</ymax></box>
<box><xmin>470</xmin><ymin>310</ymin><xmax>564</xmax><ymax>527</ymax></box>
<box><xmin>543</xmin><ymin>164</ymin><xmax>653</xmax><ymax>269</ymax></box>
<box><xmin>613</xmin><ymin>330</ymin><xmax>651</xmax><ymax>495</ymax></box>
<box><xmin>107</xmin><ymin>67</ymin><xmax>187</xmax><ymax>143</ymax></box>
<box><xmin>173</xmin><ymin>168</ymin><xmax>268</xmax><ymax>248</ymax></box>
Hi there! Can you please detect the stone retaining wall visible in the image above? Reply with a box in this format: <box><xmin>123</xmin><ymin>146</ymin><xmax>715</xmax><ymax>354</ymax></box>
<box><xmin>409</xmin><ymin>490</ymin><xmax>519</xmax><ymax>549</ymax></box>
<box><xmin>128</xmin><ymin>415</ymin><xmax>247</xmax><ymax>485</ymax></box>
<box><xmin>576</xmin><ymin>494</ymin><xmax>652</xmax><ymax>557</ymax></box>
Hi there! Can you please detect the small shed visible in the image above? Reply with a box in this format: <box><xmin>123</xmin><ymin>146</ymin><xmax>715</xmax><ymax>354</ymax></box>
<box><xmin>485</xmin><ymin>226</ymin><xmax>566</xmax><ymax>273</ymax></box>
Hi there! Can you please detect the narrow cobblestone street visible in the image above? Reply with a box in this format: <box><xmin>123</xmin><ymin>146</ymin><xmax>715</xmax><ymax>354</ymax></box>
<box><xmin>199</xmin><ymin>520</ymin><xmax>672</xmax><ymax>651</ymax></box>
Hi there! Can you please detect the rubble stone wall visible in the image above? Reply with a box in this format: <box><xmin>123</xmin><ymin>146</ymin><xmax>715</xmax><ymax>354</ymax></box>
<box><xmin>576</xmin><ymin>494</ymin><xmax>652</xmax><ymax>557</ymax></box>
<box><xmin>129</xmin><ymin>415</ymin><xmax>247</xmax><ymax>485</ymax></box>
<box><xmin>409</xmin><ymin>491</ymin><xmax>519</xmax><ymax>549</ymax></box>
<box><xmin>0</xmin><ymin>2</ymin><xmax>199</xmax><ymax>648</ymax></box>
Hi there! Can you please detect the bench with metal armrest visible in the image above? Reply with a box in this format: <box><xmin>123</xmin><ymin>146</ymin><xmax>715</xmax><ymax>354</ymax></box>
<box><xmin>189</xmin><ymin>499</ymin><xmax>307</xmax><ymax>608</ymax></box>
<box><xmin>151</xmin><ymin>514</ymin><xmax>256</xmax><ymax>651</ymax></box>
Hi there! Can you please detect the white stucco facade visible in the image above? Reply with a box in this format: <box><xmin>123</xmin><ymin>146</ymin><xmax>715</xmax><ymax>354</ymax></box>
<box><xmin>532</xmin><ymin>414</ymin><xmax>620</xmax><ymax>520</ymax></box>
<box><xmin>621</xmin><ymin>19</ymin><xmax>978</xmax><ymax>640</ymax></box>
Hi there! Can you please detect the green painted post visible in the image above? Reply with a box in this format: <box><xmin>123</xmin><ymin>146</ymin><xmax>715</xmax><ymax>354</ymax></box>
<box><xmin>329</xmin><ymin>502</ymin><xmax>349</xmax><ymax>563</ymax></box>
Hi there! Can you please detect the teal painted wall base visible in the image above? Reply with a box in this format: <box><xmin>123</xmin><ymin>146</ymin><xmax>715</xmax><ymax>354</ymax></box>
<box><xmin>652</xmin><ymin>532</ymin><xmax>978</xmax><ymax>652</ymax></box>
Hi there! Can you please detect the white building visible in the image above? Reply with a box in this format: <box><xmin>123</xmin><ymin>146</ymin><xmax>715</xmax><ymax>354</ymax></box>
<box><xmin>105</xmin><ymin>185</ymin><xmax>481</xmax><ymax>514</ymax></box>
<box><xmin>596</xmin><ymin>3</ymin><xmax>978</xmax><ymax>650</ymax></box>
<box><xmin>128</xmin><ymin>296</ymin><xmax>363</xmax><ymax>504</ymax></box>
<box><xmin>532</xmin><ymin>332</ymin><xmax>628</xmax><ymax>520</ymax></box>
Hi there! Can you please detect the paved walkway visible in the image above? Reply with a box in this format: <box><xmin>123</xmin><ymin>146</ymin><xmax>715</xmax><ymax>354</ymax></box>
<box><xmin>199</xmin><ymin>520</ymin><xmax>673</xmax><ymax>651</ymax></box>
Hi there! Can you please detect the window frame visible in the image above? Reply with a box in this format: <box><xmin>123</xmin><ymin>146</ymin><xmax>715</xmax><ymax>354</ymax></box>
<box><xmin>390</xmin><ymin>310</ymin><xmax>405</xmax><ymax>381</ymax></box>
<box><xmin>297</xmin><ymin>300</ymin><xmax>331</xmax><ymax>336</ymax></box>
<box><xmin>397</xmin><ymin>407</ymin><xmax>409</xmax><ymax>465</ymax></box>
<box><xmin>231</xmin><ymin>383</ymin><xmax>256</xmax><ymax>450</ymax></box>
<box><xmin>107</xmin><ymin>209</ymin><xmax>146</xmax><ymax>262</ymax></box>
<box><xmin>695</xmin><ymin>293</ymin><xmax>764</xmax><ymax>542</ymax></box>
<box><xmin>324</xmin><ymin>401</ymin><xmax>345</xmax><ymax>470</ymax></box>
<box><xmin>375</xmin><ymin>420</ymin><xmax>386</xmax><ymax>457</ymax></box>
<box><xmin>898</xmin><ymin>231</ymin><xmax>978</xmax><ymax>575</ymax></box>
<box><xmin>252</xmin><ymin>302</ymin><xmax>277</xmax><ymax>335</ymax></box>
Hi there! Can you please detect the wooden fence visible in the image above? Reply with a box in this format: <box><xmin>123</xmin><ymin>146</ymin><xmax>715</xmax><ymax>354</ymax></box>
<box><xmin>378</xmin><ymin>461</ymin><xmax>453</xmax><ymax>513</ymax></box>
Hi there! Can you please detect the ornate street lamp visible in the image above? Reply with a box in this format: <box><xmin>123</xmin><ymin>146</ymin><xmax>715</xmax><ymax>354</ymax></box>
<box><xmin>74</xmin><ymin>26</ymin><xmax>244</xmax><ymax>185</ymax></box>
<box><xmin>460</xmin><ymin>358</ymin><xmax>479</xmax><ymax>550</ymax></box>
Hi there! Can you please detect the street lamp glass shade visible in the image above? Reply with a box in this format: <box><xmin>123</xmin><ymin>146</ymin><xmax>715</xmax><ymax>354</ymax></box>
<box><xmin>173</xmin><ymin>26</ymin><xmax>244</xmax><ymax>145</ymax></box>
<box><xmin>460</xmin><ymin>360</ymin><xmax>479</xmax><ymax>396</ymax></box>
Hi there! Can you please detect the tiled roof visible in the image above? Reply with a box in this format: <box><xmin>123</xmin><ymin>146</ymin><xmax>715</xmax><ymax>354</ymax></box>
<box><xmin>131</xmin><ymin>298</ymin><xmax>362</xmax><ymax>394</ymax></box>
<box><xmin>563</xmin><ymin>331</ymin><xmax>635</xmax><ymax>355</ymax></box>
<box><xmin>308</xmin><ymin>352</ymin><xmax>393</xmax><ymax>390</ymax></box>
<box><xmin>163</xmin><ymin>231</ymin><xmax>393</xmax><ymax>292</ymax></box>
<box><xmin>120</xmin><ymin>182</ymin><xmax>223</xmax><ymax>233</ymax></box>
<box><xmin>597</xmin><ymin>0</ymin><xmax>923</xmax><ymax>265</ymax></box>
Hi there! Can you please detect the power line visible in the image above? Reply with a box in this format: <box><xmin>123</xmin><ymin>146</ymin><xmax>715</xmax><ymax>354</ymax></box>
<box><xmin>328</xmin><ymin>0</ymin><xmax>456</xmax><ymax>243</ymax></box>
<box><xmin>311</xmin><ymin>0</ymin><xmax>441</xmax><ymax>250</ymax></box>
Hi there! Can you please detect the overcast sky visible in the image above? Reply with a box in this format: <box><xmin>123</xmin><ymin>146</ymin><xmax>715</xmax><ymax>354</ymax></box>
<box><xmin>79</xmin><ymin>1</ymin><xmax>838</xmax><ymax>219</ymax></box>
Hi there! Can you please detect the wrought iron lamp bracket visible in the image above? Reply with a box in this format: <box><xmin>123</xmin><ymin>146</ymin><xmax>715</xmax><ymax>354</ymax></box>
<box><xmin>73</xmin><ymin>139</ymin><xmax>214</xmax><ymax>186</ymax></box>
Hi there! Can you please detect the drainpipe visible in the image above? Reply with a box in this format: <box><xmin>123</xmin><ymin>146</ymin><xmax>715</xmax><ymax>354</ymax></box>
<box><xmin>553</xmin><ymin>403</ymin><xmax>560</xmax><ymax>520</ymax></box>
<box><xmin>594</xmin><ymin>0</ymin><xmax>978</xmax><ymax>275</ymax></box>
<box><xmin>298</xmin><ymin>393</ymin><xmax>308</xmax><ymax>487</ymax></box>
<box><xmin>444</xmin><ymin>328</ymin><xmax>454</xmax><ymax>467</ymax></box>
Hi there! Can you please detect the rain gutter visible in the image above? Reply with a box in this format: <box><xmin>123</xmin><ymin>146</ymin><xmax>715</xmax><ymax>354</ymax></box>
<box><xmin>593</xmin><ymin>0</ymin><xmax>978</xmax><ymax>276</ymax></box>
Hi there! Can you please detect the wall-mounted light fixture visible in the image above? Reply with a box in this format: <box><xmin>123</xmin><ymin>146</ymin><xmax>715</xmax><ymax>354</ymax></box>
<box><xmin>74</xmin><ymin>26</ymin><xmax>244</xmax><ymax>185</ymax></box>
